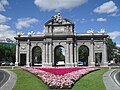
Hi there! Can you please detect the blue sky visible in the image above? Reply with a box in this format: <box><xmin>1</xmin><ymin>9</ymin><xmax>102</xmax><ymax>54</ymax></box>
<box><xmin>0</xmin><ymin>0</ymin><xmax>120</xmax><ymax>46</ymax></box>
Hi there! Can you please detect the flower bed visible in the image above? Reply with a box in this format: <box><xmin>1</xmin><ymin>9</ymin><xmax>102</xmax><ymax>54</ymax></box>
<box><xmin>21</xmin><ymin>67</ymin><xmax>99</xmax><ymax>89</ymax></box>
<box><xmin>35</xmin><ymin>67</ymin><xmax>85</xmax><ymax>75</ymax></box>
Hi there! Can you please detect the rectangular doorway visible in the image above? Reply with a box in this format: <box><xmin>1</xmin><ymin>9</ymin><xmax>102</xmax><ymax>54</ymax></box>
<box><xmin>20</xmin><ymin>54</ymin><xmax>26</xmax><ymax>66</ymax></box>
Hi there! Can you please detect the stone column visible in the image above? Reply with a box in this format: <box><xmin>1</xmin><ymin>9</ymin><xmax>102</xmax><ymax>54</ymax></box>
<box><xmin>48</xmin><ymin>42</ymin><xmax>52</xmax><ymax>66</ymax></box>
<box><xmin>15</xmin><ymin>40</ymin><xmax>19</xmax><ymax>66</ymax></box>
<box><xmin>42</xmin><ymin>43</ymin><xmax>46</xmax><ymax>67</ymax></box>
<box><xmin>74</xmin><ymin>43</ymin><xmax>77</xmax><ymax>67</ymax></box>
<box><xmin>89</xmin><ymin>39</ymin><xmax>95</xmax><ymax>66</ymax></box>
<box><xmin>30</xmin><ymin>47</ymin><xmax>32</xmax><ymax>67</ymax></box>
<box><xmin>102</xmin><ymin>40</ymin><xmax>108</xmax><ymax>66</ymax></box>
<box><xmin>26</xmin><ymin>39</ymin><xmax>30</xmax><ymax>67</ymax></box>
<box><xmin>76</xmin><ymin>45</ymin><xmax>79</xmax><ymax>66</ymax></box>
<box><xmin>70</xmin><ymin>42</ymin><xmax>74</xmax><ymax>66</ymax></box>
<box><xmin>46</xmin><ymin>42</ymin><xmax>49</xmax><ymax>65</ymax></box>
<box><xmin>65</xmin><ymin>42</ymin><xmax>70</xmax><ymax>66</ymax></box>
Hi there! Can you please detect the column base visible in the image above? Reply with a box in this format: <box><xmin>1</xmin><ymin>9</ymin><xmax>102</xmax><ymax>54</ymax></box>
<box><xmin>74</xmin><ymin>62</ymin><xmax>78</xmax><ymax>67</ymax></box>
<box><xmin>65</xmin><ymin>63</ymin><xmax>74</xmax><ymax>67</ymax></box>
<box><xmin>42</xmin><ymin>63</ymin><xmax>52</xmax><ymax>67</ymax></box>
<box><xmin>26</xmin><ymin>62</ymin><xmax>30</xmax><ymax>67</ymax></box>
<box><xmin>89</xmin><ymin>62</ymin><xmax>95</xmax><ymax>67</ymax></box>
<box><xmin>15</xmin><ymin>62</ymin><xmax>19</xmax><ymax>66</ymax></box>
<box><xmin>100</xmin><ymin>62</ymin><xmax>108</xmax><ymax>67</ymax></box>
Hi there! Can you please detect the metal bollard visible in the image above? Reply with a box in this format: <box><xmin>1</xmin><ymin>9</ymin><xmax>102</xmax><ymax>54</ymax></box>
<box><xmin>12</xmin><ymin>66</ymin><xmax>14</xmax><ymax>70</ymax></box>
<box><xmin>109</xmin><ymin>66</ymin><xmax>111</xmax><ymax>70</ymax></box>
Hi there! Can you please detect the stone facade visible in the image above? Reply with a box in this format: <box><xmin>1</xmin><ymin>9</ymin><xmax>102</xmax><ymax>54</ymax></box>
<box><xmin>15</xmin><ymin>14</ymin><xmax>109</xmax><ymax>67</ymax></box>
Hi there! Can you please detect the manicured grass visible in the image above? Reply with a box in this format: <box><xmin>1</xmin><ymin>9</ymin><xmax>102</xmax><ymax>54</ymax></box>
<box><xmin>72</xmin><ymin>69</ymin><xmax>108</xmax><ymax>90</ymax></box>
<box><xmin>11</xmin><ymin>68</ymin><xmax>109</xmax><ymax>90</ymax></box>
<box><xmin>12</xmin><ymin>68</ymin><xmax>49</xmax><ymax>90</ymax></box>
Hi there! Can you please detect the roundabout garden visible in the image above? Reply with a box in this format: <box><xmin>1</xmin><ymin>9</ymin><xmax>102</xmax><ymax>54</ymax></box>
<box><xmin>21</xmin><ymin>67</ymin><xmax>99</xmax><ymax>89</ymax></box>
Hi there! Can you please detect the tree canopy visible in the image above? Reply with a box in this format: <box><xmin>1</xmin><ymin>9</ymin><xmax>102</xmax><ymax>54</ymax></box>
<box><xmin>54</xmin><ymin>47</ymin><xmax>65</xmax><ymax>65</ymax></box>
<box><xmin>0</xmin><ymin>45</ymin><xmax>16</xmax><ymax>63</ymax></box>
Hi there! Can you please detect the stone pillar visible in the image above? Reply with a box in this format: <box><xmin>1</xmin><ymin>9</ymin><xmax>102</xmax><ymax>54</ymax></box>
<box><xmin>26</xmin><ymin>39</ymin><xmax>30</xmax><ymax>67</ymax></box>
<box><xmin>46</xmin><ymin>42</ymin><xmax>49</xmax><ymax>65</ymax></box>
<box><xmin>42</xmin><ymin>43</ymin><xmax>46</xmax><ymax>67</ymax></box>
<box><xmin>48</xmin><ymin>42</ymin><xmax>52</xmax><ymax>66</ymax></box>
<box><xmin>65</xmin><ymin>42</ymin><xmax>70</xmax><ymax>66</ymax></box>
<box><xmin>89</xmin><ymin>39</ymin><xmax>95</xmax><ymax>67</ymax></box>
<box><xmin>102</xmin><ymin>40</ymin><xmax>108</xmax><ymax>66</ymax></box>
<box><xmin>74</xmin><ymin>43</ymin><xmax>77</xmax><ymax>67</ymax></box>
<box><xmin>15</xmin><ymin>40</ymin><xmax>19</xmax><ymax>66</ymax></box>
<box><xmin>76</xmin><ymin>45</ymin><xmax>79</xmax><ymax>66</ymax></box>
<box><xmin>70</xmin><ymin>42</ymin><xmax>74</xmax><ymax>66</ymax></box>
<box><xmin>30</xmin><ymin>47</ymin><xmax>32</xmax><ymax>67</ymax></box>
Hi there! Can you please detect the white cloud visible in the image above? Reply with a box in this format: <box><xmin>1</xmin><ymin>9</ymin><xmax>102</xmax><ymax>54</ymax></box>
<box><xmin>109</xmin><ymin>13</ymin><xmax>120</xmax><ymax>17</ymax></box>
<box><xmin>94</xmin><ymin>1</ymin><xmax>118</xmax><ymax>14</ymax></box>
<box><xmin>15</xmin><ymin>17</ymin><xmax>39</xmax><ymax>29</ymax></box>
<box><xmin>108</xmin><ymin>31</ymin><xmax>120</xmax><ymax>39</ymax></box>
<box><xmin>116</xmin><ymin>44</ymin><xmax>120</xmax><ymax>48</ymax></box>
<box><xmin>0</xmin><ymin>24</ymin><xmax>10</xmax><ymax>31</ymax></box>
<box><xmin>0</xmin><ymin>14</ymin><xmax>11</xmax><ymax>23</ymax></box>
<box><xmin>97</xmin><ymin>18</ymin><xmax>107</xmax><ymax>22</ymax></box>
<box><xmin>80</xmin><ymin>18</ymin><xmax>87</xmax><ymax>23</ymax></box>
<box><xmin>0</xmin><ymin>0</ymin><xmax>9</xmax><ymax>12</ymax></box>
<box><xmin>0</xmin><ymin>24</ymin><xmax>16</xmax><ymax>39</ymax></box>
<box><xmin>34</xmin><ymin>0</ymin><xmax>88</xmax><ymax>11</ymax></box>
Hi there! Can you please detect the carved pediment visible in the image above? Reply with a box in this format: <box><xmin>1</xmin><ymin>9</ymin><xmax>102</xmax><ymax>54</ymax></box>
<box><xmin>45</xmin><ymin>13</ymin><xmax>74</xmax><ymax>26</ymax></box>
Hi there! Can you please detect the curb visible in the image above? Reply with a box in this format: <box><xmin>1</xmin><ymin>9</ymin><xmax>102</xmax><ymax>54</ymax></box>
<box><xmin>113</xmin><ymin>70</ymin><xmax>120</xmax><ymax>87</ymax></box>
<box><xmin>103</xmin><ymin>70</ymin><xmax>120</xmax><ymax>90</ymax></box>
<box><xmin>0</xmin><ymin>69</ymin><xmax>17</xmax><ymax>90</ymax></box>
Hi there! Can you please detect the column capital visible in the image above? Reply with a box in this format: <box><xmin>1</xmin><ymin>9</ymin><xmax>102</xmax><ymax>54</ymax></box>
<box><xmin>43</xmin><ymin>42</ymin><xmax>46</xmax><ymax>45</ymax></box>
<box><xmin>66</xmin><ymin>41</ymin><xmax>73</xmax><ymax>44</ymax></box>
<box><xmin>90</xmin><ymin>41</ymin><xmax>94</xmax><ymax>44</ymax></box>
<box><xmin>49</xmin><ymin>42</ymin><xmax>53</xmax><ymax>45</ymax></box>
<box><xmin>90</xmin><ymin>38</ymin><xmax>94</xmax><ymax>44</ymax></box>
<box><xmin>103</xmin><ymin>41</ymin><xmax>107</xmax><ymax>44</ymax></box>
<box><xmin>27</xmin><ymin>39</ymin><xmax>31</xmax><ymax>45</ymax></box>
<box><xmin>16</xmin><ymin>40</ymin><xmax>20</xmax><ymax>46</ymax></box>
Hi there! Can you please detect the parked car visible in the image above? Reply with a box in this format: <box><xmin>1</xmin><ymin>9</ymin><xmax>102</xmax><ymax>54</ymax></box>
<box><xmin>56</xmin><ymin>61</ymin><xmax>65</xmax><ymax>66</ymax></box>
<box><xmin>78</xmin><ymin>61</ymin><xmax>84</xmax><ymax>65</ymax></box>
<box><xmin>108</xmin><ymin>63</ymin><xmax>120</xmax><ymax>66</ymax></box>
<box><xmin>1</xmin><ymin>61</ymin><xmax>14</xmax><ymax>66</ymax></box>
<box><xmin>0</xmin><ymin>61</ymin><xmax>4</xmax><ymax>66</ymax></box>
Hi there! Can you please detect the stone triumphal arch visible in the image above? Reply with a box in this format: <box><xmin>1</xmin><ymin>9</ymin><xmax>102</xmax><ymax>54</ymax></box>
<box><xmin>15</xmin><ymin>14</ymin><xmax>108</xmax><ymax>67</ymax></box>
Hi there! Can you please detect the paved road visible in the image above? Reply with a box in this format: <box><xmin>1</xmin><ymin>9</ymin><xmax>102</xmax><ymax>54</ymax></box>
<box><xmin>111</xmin><ymin>70</ymin><xmax>120</xmax><ymax>87</ymax></box>
<box><xmin>103</xmin><ymin>69</ymin><xmax>120</xmax><ymax>90</ymax></box>
<box><xmin>116</xmin><ymin>71</ymin><xmax>120</xmax><ymax>84</ymax></box>
<box><xmin>0</xmin><ymin>70</ymin><xmax>10</xmax><ymax>88</ymax></box>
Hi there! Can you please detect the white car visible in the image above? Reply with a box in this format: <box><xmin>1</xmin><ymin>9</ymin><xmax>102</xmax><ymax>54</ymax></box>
<box><xmin>56</xmin><ymin>61</ymin><xmax>65</xmax><ymax>66</ymax></box>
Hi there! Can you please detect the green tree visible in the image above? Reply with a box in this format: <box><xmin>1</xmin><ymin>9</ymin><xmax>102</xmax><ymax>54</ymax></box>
<box><xmin>54</xmin><ymin>47</ymin><xmax>65</xmax><ymax>64</ymax></box>
<box><xmin>107</xmin><ymin>38</ymin><xmax>116</xmax><ymax>62</ymax></box>
<box><xmin>0</xmin><ymin>45</ymin><xmax>16</xmax><ymax>63</ymax></box>
<box><xmin>79</xmin><ymin>45</ymin><xmax>89</xmax><ymax>65</ymax></box>
<box><xmin>32</xmin><ymin>47</ymin><xmax>42</xmax><ymax>64</ymax></box>
<box><xmin>114</xmin><ymin>47</ymin><xmax>120</xmax><ymax>63</ymax></box>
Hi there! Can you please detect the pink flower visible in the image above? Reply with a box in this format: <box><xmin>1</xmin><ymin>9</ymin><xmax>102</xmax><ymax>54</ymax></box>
<box><xmin>22</xmin><ymin>67</ymin><xmax>99</xmax><ymax>89</ymax></box>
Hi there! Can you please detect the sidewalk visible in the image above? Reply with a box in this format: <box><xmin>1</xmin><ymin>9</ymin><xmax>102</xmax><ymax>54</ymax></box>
<box><xmin>0</xmin><ymin>69</ymin><xmax>17</xmax><ymax>90</ymax></box>
<box><xmin>103</xmin><ymin>69</ymin><xmax>120</xmax><ymax>90</ymax></box>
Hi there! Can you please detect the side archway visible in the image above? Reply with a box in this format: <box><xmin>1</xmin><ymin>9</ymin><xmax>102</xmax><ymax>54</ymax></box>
<box><xmin>32</xmin><ymin>46</ymin><xmax>42</xmax><ymax>66</ymax></box>
<box><xmin>78</xmin><ymin>45</ymin><xmax>89</xmax><ymax>66</ymax></box>
<box><xmin>54</xmin><ymin>45</ymin><xmax>65</xmax><ymax>66</ymax></box>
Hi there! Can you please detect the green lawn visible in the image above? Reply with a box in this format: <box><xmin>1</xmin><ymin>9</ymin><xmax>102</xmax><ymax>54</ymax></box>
<box><xmin>12</xmin><ymin>68</ymin><xmax>49</xmax><ymax>90</ymax></box>
<box><xmin>11</xmin><ymin>68</ymin><xmax>108</xmax><ymax>90</ymax></box>
<box><xmin>72</xmin><ymin>69</ymin><xmax>108</xmax><ymax>90</ymax></box>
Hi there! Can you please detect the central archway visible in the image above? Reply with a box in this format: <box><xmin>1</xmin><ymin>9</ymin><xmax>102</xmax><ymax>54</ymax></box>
<box><xmin>54</xmin><ymin>45</ymin><xmax>65</xmax><ymax>66</ymax></box>
<box><xmin>78</xmin><ymin>45</ymin><xmax>89</xmax><ymax>66</ymax></box>
<box><xmin>32</xmin><ymin>46</ymin><xmax>42</xmax><ymax>66</ymax></box>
